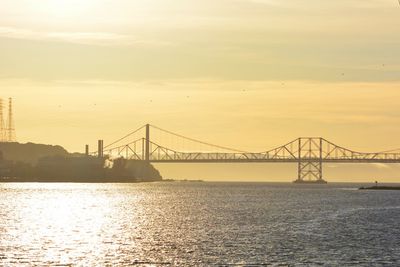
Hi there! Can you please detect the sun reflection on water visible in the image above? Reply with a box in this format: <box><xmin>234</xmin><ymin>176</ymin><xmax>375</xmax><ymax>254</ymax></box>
<box><xmin>1</xmin><ymin>183</ymin><xmax>144</xmax><ymax>266</ymax></box>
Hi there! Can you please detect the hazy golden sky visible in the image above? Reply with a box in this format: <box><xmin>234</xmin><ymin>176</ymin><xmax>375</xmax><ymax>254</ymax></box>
<box><xmin>1</xmin><ymin>0</ymin><xmax>400</xmax><ymax>181</ymax></box>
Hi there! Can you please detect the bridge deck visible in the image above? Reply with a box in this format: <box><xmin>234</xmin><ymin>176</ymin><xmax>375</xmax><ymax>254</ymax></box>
<box><xmin>149</xmin><ymin>159</ymin><xmax>400</xmax><ymax>163</ymax></box>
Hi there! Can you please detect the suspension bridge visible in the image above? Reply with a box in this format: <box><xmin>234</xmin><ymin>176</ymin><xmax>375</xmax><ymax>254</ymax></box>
<box><xmin>90</xmin><ymin>124</ymin><xmax>400</xmax><ymax>183</ymax></box>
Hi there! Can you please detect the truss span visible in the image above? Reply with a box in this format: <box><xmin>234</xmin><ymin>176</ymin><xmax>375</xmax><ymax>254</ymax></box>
<box><xmin>145</xmin><ymin>137</ymin><xmax>400</xmax><ymax>163</ymax></box>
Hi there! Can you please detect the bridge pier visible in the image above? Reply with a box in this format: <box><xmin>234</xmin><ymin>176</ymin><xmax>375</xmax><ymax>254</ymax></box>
<box><xmin>294</xmin><ymin>161</ymin><xmax>327</xmax><ymax>183</ymax></box>
<box><xmin>293</xmin><ymin>137</ymin><xmax>327</xmax><ymax>184</ymax></box>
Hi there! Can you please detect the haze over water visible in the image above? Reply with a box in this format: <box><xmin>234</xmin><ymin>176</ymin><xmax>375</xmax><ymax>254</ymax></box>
<box><xmin>1</xmin><ymin>182</ymin><xmax>399</xmax><ymax>266</ymax></box>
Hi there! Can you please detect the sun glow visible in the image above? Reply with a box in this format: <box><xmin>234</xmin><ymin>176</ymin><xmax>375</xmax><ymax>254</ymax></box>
<box><xmin>33</xmin><ymin>0</ymin><xmax>96</xmax><ymax>20</ymax></box>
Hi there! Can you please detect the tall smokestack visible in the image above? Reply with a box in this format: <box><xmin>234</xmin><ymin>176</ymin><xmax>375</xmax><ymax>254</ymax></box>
<box><xmin>98</xmin><ymin>140</ymin><xmax>103</xmax><ymax>158</ymax></box>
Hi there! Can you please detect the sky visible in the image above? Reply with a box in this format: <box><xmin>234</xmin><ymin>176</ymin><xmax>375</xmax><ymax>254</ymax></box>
<box><xmin>1</xmin><ymin>0</ymin><xmax>400</xmax><ymax>182</ymax></box>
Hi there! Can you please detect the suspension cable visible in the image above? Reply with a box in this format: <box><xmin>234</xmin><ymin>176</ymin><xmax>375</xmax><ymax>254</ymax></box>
<box><xmin>104</xmin><ymin>125</ymin><xmax>146</xmax><ymax>149</ymax></box>
<box><xmin>150</xmin><ymin>124</ymin><xmax>248</xmax><ymax>153</ymax></box>
<box><xmin>378</xmin><ymin>148</ymin><xmax>400</xmax><ymax>153</ymax></box>
<box><xmin>105</xmin><ymin>138</ymin><xmax>144</xmax><ymax>151</ymax></box>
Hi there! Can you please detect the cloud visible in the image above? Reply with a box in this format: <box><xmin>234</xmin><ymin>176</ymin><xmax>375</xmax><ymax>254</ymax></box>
<box><xmin>242</xmin><ymin>0</ymin><xmax>395</xmax><ymax>8</ymax></box>
<box><xmin>0</xmin><ymin>26</ymin><xmax>171</xmax><ymax>46</ymax></box>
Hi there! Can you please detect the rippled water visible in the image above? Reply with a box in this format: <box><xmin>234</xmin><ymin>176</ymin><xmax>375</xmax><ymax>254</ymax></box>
<box><xmin>1</xmin><ymin>182</ymin><xmax>399</xmax><ymax>266</ymax></box>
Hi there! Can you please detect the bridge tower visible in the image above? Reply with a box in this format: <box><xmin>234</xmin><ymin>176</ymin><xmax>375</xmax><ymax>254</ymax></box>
<box><xmin>145</xmin><ymin>124</ymin><xmax>150</xmax><ymax>161</ymax></box>
<box><xmin>294</xmin><ymin>138</ymin><xmax>327</xmax><ymax>184</ymax></box>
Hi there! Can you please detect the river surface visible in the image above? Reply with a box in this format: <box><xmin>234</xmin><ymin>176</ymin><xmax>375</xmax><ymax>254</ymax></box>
<box><xmin>0</xmin><ymin>182</ymin><xmax>399</xmax><ymax>266</ymax></box>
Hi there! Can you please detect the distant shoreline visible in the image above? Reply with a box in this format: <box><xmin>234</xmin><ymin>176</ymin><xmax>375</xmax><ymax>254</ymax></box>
<box><xmin>0</xmin><ymin>177</ymin><xmax>159</xmax><ymax>183</ymax></box>
<box><xmin>359</xmin><ymin>186</ymin><xmax>400</xmax><ymax>191</ymax></box>
<box><xmin>161</xmin><ymin>179</ymin><xmax>204</xmax><ymax>182</ymax></box>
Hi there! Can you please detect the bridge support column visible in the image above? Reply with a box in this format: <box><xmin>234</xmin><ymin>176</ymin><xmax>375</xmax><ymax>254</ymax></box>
<box><xmin>294</xmin><ymin>137</ymin><xmax>327</xmax><ymax>184</ymax></box>
<box><xmin>295</xmin><ymin>161</ymin><xmax>326</xmax><ymax>183</ymax></box>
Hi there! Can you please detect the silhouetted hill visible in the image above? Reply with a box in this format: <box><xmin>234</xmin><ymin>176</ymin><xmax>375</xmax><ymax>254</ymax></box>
<box><xmin>0</xmin><ymin>142</ymin><xmax>162</xmax><ymax>182</ymax></box>
<box><xmin>0</xmin><ymin>142</ymin><xmax>68</xmax><ymax>164</ymax></box>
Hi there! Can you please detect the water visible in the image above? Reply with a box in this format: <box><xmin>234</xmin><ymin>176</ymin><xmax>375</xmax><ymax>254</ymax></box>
<box><xmin>0</xmin><ymin>182</ymin><xmax>399</xmax><ymax>266</ymax></box>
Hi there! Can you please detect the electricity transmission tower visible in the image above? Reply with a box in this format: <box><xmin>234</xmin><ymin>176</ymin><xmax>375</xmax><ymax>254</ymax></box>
<box><xmin>0</xmin><ymin>98</ymin><xmax>16</xmax><ymax>142</ymax></box>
